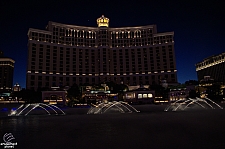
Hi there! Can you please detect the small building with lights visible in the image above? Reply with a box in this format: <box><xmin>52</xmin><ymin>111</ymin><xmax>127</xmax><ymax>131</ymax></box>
<box><xmin>169</xmin><ymin>88</ymin><xmax>188</xmax><ymax>102</ymax></box>
<box><xmin>42</xmin><ymin>87</ymin><xmax>67</xmax><ymax>105</ymax></box>
<box><xmin>13</xmin><ymin>83</ymin><xmax>21</xmax><ymax>92</ymax></box>
<box><xmin>84</xmin><ymin>90</ymin><xmax>118</xmax><ymax>104</ymax></box>
<box><xmin>124</xmin><ymin>87</ymin><xmax>155</xmax><ymax>104</ymax></box>
<box><xmin>83</xmin><ymin>84</ymin><xmax>118</xmax><ymax>104</ymax></box>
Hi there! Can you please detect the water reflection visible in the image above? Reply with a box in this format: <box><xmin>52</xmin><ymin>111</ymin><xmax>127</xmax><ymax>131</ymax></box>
<box><xmin>0</xmin><ymin>105</ymin><xmax>225</xmax><ymax>149</ymax></box>
<box><xmin>1</xmin><ymin>116</ymin><xmax>40</xmax><ymax>135</ymax></box>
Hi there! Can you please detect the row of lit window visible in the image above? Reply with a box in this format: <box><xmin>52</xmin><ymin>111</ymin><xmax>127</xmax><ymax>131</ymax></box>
<box><xmin>31</xmin><ymin>43</ymin><xmax>173</xmax><ymax>51</ymax></box>
<box><xmin>30</xmin><ymin>40</ymin><xmax>173</xmax><ymax>49</ymax></box>
<box><xmin>52</xmin><ymin>28</ymin><xmax>154</xmax><ymax>38</ymax></box>
<box><xmin>196</xmin><ymin>57</ymin><xmax>225</xmax><ymax>71</ymax></box>
<box><xmin>125</xmin><ymin>93</ymin><xmax>153</xmax><ymax>99</ymax></box>
<box><xmin>31</xmin><ymin>52</ymin><xmax>173</xmax><ymax>58</ymax></box>
<box><xmin>31</xmin><ymin>35</ymin><xmax>172</xmax><ymax>42</ymax></box>
<box><xmin>0</xmin><ymin>64</ymin><xmax>14</xmax><ymax>67</ymax></box>
<box><xmin>27</xmin><ymin>70</ymin><xmax>177</xmax><ymax>75</ymax></box>
<box><xmin>30</xmin><ymin>31</ymin><xmax>173</xmax><ymax>42</ymax></box>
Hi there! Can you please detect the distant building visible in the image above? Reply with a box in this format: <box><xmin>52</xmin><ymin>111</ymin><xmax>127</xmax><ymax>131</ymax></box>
<box><xmin>42</xmin><ymin>87</ymin><xmax>67</xmax><ymax>105</ymax></box>
<box><xmin>27</xmin><ymin>15</ymin><xmax>177</xmax><ymax>90</ymax></box>
<box><xmin>196</xmin><ymin>52</ymin><xmax>225</xmax><ymax>83</ymax></box>
<box><xmin>84</xmin><ymin>90</ymin><xmax>118</xmax><ymax>104</ymax></box>
<box><xmin>83</xmin><ymin>84</ymin><xmax>118</xmax><ymax>104</ymax></box>
<box><xmin>0</xmin><ymin>51</ymin><xmax>15</xmax><ymax>92</ymax></box>
<box><xmin>13</xmin><ymin>83</ymin><xmax>21</xmax><ymax>92</ymax></box>
<box><xmin>169</xmin><ymin>88</ymin><xmax>188</xmax><ymax>102</ymax></box>
<box><xmin>124</xmin><ymin>87</ymin><xmax>155</xmax><ymax>104</ymax></box>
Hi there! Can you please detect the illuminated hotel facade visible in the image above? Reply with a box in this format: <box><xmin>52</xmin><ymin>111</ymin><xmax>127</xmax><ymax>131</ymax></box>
<box><xmin>196</xmin><ymin>52</ymin><xmax>225</xmax><ymax>83</ymax></box>
<box><xmin>0</xmin><ymin>51</ymin><xmax>15</xmax><ymax>92</ymax></box>
<box><xmin>27</xmin><ymin>15</ymin><xmax>177</xmax><ymax>90</ymax></box>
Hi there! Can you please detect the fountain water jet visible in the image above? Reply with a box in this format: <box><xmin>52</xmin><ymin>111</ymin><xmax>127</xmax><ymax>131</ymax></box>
<box><xmin>87</xmin><ymin>101</ymin><xmax>140</xmax><ymax>114</ymax></box>
<box><xmin>8</xmin><ymin>103</ymin><xmax>65</xmax><ymax>116</ymax></box>
<box><xmin>164</xmin><ymin>97</ymin><xmax>223</xmax><ymax>112</ymax></box>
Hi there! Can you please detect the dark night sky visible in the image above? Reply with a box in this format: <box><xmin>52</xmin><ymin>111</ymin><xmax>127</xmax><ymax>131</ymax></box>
<box><xmin>0</xmin><ymin>0</ymin><xmax>225</xmax><ymax>88</ymax></box>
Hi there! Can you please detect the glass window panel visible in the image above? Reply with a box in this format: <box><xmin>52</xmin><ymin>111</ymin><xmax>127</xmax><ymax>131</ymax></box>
<box><xmin>138</xmin><ymin>94</ymin><xmax>142</xmax><ymax>99</ymax></box>
<box><xmin>143</xmin><ymin>94</ymin><xmax>147</xmax><ymax>98</ymax></box>
<box><xmin>148</xmin><ymin>94</ymin><xmax>153</xmax><ymax>98</ymax></box>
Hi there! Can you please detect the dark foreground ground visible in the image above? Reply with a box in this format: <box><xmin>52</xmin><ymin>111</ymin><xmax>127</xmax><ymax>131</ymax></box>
<box><xmin>0</xmin><ymin>103</ymin><xmax>225</xmax><ymax>149</ymax></box>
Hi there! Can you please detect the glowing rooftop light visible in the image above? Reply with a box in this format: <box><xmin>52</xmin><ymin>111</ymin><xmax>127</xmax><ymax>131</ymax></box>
<box><xmin>97</xmin><ymin>15</ymin><xmax>109</xmax><ymax>27</ymax></box>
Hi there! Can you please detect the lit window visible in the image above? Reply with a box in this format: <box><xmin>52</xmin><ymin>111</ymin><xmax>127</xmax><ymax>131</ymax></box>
<box><xmin>143</xmin><ymin>94</ymin><xmax>147</xmax><ymax>98</ymax></box>
<box><xmin>148</xmin><ymin>94</ymin><xmax>153</xmax><ymax>98</ymax></box>
<box><xmin>138</xmin><ymin>94</ymin><xmax>142</xmax><ymax>99</ymax></box>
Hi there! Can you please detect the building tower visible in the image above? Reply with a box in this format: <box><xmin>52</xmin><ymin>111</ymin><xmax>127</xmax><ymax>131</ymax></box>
<box><xmin>0</xmin><ymin>51</ymin><xmax>15</xmax><ymax>92</ymax></box>
<box><xmin>196</xmin><ymin>52</ymin><xmax>225</xmax><ymax>83</ymax></box>
<box><xmin>27</xmin><ymin>15</ymin><xmax>177</xmax><ymax>90</ymax></box>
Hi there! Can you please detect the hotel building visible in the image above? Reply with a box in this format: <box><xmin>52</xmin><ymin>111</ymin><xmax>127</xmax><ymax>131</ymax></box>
<box><xmin>196</xmin><ymin>52</ymin><xmax>225</xmax><ymax>83</ymax></box>
<box><xmin>0</xmin><ymin>51</ymin><xmax>15</xmax><ymax>92</ymax></box>
<box><xmin>27</xmin><ymin>15</ymin><xmax>177</xmax><ymax>91</ymax></box>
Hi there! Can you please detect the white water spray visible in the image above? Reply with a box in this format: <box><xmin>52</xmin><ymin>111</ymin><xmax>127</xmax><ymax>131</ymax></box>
<box><xmin>8</xmin><ymin>103</ymin><xmax>65</xmax><ymax>116</ymax></box>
